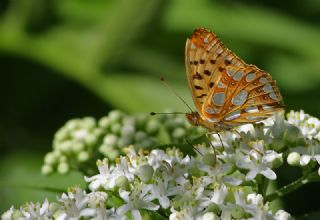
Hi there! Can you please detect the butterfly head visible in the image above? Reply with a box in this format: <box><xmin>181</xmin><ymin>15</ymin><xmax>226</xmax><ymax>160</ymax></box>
<box><xmin>186</xmin><ymin>112</ymin><xmax>202</xmax><ymax>126</ymax></box>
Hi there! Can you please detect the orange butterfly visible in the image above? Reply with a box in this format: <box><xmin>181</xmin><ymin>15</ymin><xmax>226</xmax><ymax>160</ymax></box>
<box><xmin>185</xmin><ymin>28</ymin><xmax>284</xmax><ymax>131</ymax></box>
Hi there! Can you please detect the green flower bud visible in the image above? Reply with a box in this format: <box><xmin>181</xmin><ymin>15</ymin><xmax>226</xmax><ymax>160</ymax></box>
<box><xmin>134</xmin><ymin>131</ymin><xmax>147</xmax><ymax>142</ymax></box>
<box><xmin>57</xmin><ymin>162</ymin><xmax>69</xmax><ymax>174</ymax></box>
<box><xmin>272</xmin><ymin>155</ymin><xmax>283</xmax><ymax>169</ymax></box>
<box><xmin>287</xmin><ymin>152</ymin><xmax>301</xmax><ymax>166</ymax></box>
<box><xmin>283</xmin><ymin>125</ymin><xmax>302</xmax><ymax>144</ymax></box>
<box><xmin>172</xmin><ymin>127</ymin><xmax>186</xmax><ymax>140</ymax></box>
<box><xmin>174</xmin><ymin>117</ymin><xmax>185</xmax><ymax>127</ymax></box>
<box><xmin>231</xmin><ymin>205</ymin><xmax>245</xmax><ymax>219</ymax></box>
<box><xmin>111</xmin><ymin>123</ymin><xmax>121</xmax><ymax>134</ymax></box>
<box><xmin>117</xmin><ymin>137</ymin><xmax>132</xmax><ymax>148</ymax></box>
<box><xmin>122</xmin><ymin>116</ymin><xmax>136</xmax><ymax>126</ymax></box>
<box><xmin>271</xmin><ymin>138</ymin><xmax>285</xmax><ymax>151</ymax></box>
<box><xmin>59</xmin><ymin>155</ymin><xmax>67</xmax><ymax>162</ymax></box>
<box><xmin>71</xmin><ymin>142</ymin><xmax>85</xmax><ymax>153</ymax></box>
<box><xmin>136</xmin><ymin>164</ymin><xmax>154</xmax><ymax>183</ymax></box>
<box><xmin>135</xmin><ymin>114</ymin><xmax>148</xmax><ymax>128</ymax></box>
<box><xmin>99</xmin><ymin>116</ymin><xmax>111</xmax><ymax>129</ymax></box>
<box><xmin>54</xmin><ymin>128</ymin><xmax>68</xmax><ymax>142</ymax></box>
<box><xmin>58</xmin><ymin>141</ymin><xmax>73</xmax><ymax>153</ymax></box>
<box><xmin>140</xmin><ymin>139</ymin><xmax>155</xmax><ymax>149</ymax></box>
<box><xmin>78</xmin><ymin>151</ymin><xmax>90</xmax><ymax>162</ymax></box>
<box><xmin>85</xmin><ymin>134</ymin><xmax>97</xmax><ymax>147</ymax></box>
<box><xmin>207</xmin><ymin>203</ymin><xmax>221</xmax><ymax>215</ymax></box>
<box><xmin>82</xmin><ymin>117</ymin><xmax>96</xmax><ymax>130</ymax></box>
<box><xmin>121</xmin><ymin>124</ymin><xmax>135</xmax><ymax>137</ymax></box>
<box><xmin>103</xmin><ymin>134</ymin><xmax>118</xmax><ymax>146</ymax></box>
<box><xmin>115</xmin><ymin>176</ymin><xmax>130</xmax><ymax>190</ymax></box>
<box><xmin>41</xmin><ymin>164</ymin><xmax>53</xmax><ymax>175</ymax></box>
<box><xmin>146</xmin><ymin>119</ymin><xmax>160</xmax><ymax>135</ymax></box>
<box><xmin>203</xmin><ymin>153</ymin><xmax>216</xmax><ymax>166</ymax></box>
<box><xmin>109</xmin><ymin>110</ymin><xmax>123</xmax><ymax>123</ymax></box>
<box><xmin>65</xmin><ymin>119</ymin><xmax>79</xmax><ymax>131</ymax></box>
<box><xmin>44</xmin><ymin>152</ymin><xmax>58</xmax><ymax>165</ymax></box>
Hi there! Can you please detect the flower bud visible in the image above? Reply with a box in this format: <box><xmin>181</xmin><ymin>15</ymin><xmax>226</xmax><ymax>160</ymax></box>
<box><xmin>202</xmin><ymin>212</ymin><xmax>219</xmax><ymax>220</ymax></box>
<box><xmin>103</xmin><ymin>134</ymin><xmax>118</xmax><ymax>146</ymax></box>
<box><xmin>41</xmin><ymin>164</ymin><xmax>53</xmax><ymax>175</ymax></box>
<box><xmin>121</xmin><ymin>124</ymin><xmax>135</xmax><ymax>137</ymax></box>
<box><xmin>134</xmin><ymin>131</ymin><xmax>147</xmax><ymax>142</ymax></box>
<box><xmin>57</xmin><ymin>162</ymin><xmax>69</xmax><ymax>174</ymax></box>
<box><xmin>115</xmin><ymin>176</ymin><xmax>130</xmax><ymax>190</ymax></box>
<box><xmin>283</xmin><ymin>125</ymin><xmax>302</xmax><ymax>144</ymax></box>
<box><xmin>207</xmin><ymin>203</ymin><xmax>221</xmax><ymax>215</ymax></box>
<box><xmin>78</xmin><ymin>151</ymin><xmax>89</xmax><ymax>162</ymax></box>
<box><xmin>117</xmin><ymin>137</ymin><xmax>132</xmax><ymax>148</ymax></box>
<box><xmin>111</xmin><ymin>123</ymin><xmax>121</xmax><ymax>134</ymax></box>
<box><xmin>82</xmin><ymin>117</ymin><xmax>96</xmax><ymax>130</ymax></box>
<box><xmin>71</xmin><ymin>142</ymin><xmax>85</xmax><ymax>152</ymax></box>
<box><xmin>136</xmin><ymin>164</ymin><xmax>154</xmax><ymax>183</ymax></box>
<box><xmin>172</xmin><ymin>127</ymin><xmax>186</xmax><ymax>140</ymax></box>
<box><xmin>84</xmin><ymin>134</ymin><xmax>97</xmax><ymax>147</ymax></box>
<box><xmin>44</xmin><ymin>152</ymin><xmax>58</xmax><ymax>165</ymax></box>
<box><xmin>272</xmin><ymin>155</ymin><xmax>283</xmax><ymax>169</ymax></box>
<box><xmin>231</xmin><ymin>205</ymin><xmax>245</xmax><ymax>219</ymax></box>
<box><xmin>108</xmin><ymin>110</ymin><xmax>123</xmax><ymax>123</ymax></box>
<box><xmin>287</xmin><ymin>152</ymin><xmax>301</xmax><ymax>166</ymax></box>
<box><xmin>146</xmin><ymin>119</ymin><xmax>160</xmax><ymax>135</ymax></box>
<box><xmin>99</xmin><ymin>116</ymin><xmax>111</xmax><ymax>129</ymax></box>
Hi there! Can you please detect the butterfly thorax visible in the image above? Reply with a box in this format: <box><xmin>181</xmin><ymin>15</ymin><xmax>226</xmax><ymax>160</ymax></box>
<box><xmin>186</xmin><ymin>112</ymin><xmax>225</xmax><ymax>132</ymax></box>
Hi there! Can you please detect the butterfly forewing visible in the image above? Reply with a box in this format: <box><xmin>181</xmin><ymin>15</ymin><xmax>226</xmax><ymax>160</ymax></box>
<box><xmin>185</xmin><ymin>28</ymin><xmax>284</xmax><ymax>129</ymax></box>
<box><xmin>185</xmin><ymin>28</ymin><xmax>245</xmax><ymax>115</ymax></box>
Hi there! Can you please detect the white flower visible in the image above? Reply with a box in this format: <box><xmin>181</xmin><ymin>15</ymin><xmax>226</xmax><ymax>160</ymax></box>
<box><xmin>291</xmin><ymin>143</ymin><xmax>320</xmax><ymax>166</ymax></box>
<box><xmin>144</xmin><ymin>176</ymin><xmax>172</xmax><ymax>209</ymax></box>
<box><xmin>169</xmin><ymin>207</ymin><xmax>194</xmax><ymax>220</ymax></box>
<box><xmin>1</xmin><ymin>207</ymin><xmax>14</xmax><ymax>220</ymax></box>
<box><xmin>236</xmin><ymin>141</ymin><xmax>281</xmax><ymax>180</ymax></box>
<box><xmin>20</xmin><ymin>199</ymin><xmax>51</xmax><ymax>219</ymax></box>
<box><xmin>117</xmin><ymin>184</ymin><xmax>159</xmax><ymax>220</ymax></box>
<box><xmin>287</xmin><ymin>110</ymin><xmax>320</xmax><ymax>140</ymax></box>
<box><xmin>275</xmin><ymin>210</ymin><xmax>291</xmax><ymax>220</ymax></box>
<box><xmin>199</xmin><ymin>184</ymin><xmax>228</xmax><ymax>211</ymax></box>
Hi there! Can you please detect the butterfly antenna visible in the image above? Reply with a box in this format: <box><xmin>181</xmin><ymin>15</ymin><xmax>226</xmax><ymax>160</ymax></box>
<box><xmin>150</xmin><ymin>112</ymin><xmax>185</xmax><ymax>116</ymax></box>
<box><xmin>160</xmin><ymin>76</ymin><xmax>193</xmax><ymax>112</ymax></box>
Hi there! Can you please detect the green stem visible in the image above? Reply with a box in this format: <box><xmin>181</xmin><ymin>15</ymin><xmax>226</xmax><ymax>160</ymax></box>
<box><xmin>266</xmin><ymin>171</ymin><xmax>320</xmax><ymax>202</ymax></box>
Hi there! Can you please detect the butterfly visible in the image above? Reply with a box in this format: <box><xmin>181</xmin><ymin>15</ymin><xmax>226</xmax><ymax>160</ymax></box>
<box><xmin>185</xmin><ymin>28</ymin><xmax>284</xmax><ymax>131</ymax></box>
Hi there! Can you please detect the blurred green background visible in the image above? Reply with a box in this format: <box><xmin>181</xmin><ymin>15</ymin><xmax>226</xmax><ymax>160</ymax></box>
<box><xmin>0</xmin><ymin>0</ymin><xmax>320</xmax><ymax>218</ymax></box>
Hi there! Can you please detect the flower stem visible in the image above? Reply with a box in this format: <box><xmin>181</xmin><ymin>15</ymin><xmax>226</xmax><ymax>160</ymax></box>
<box><xmin>266</xmin><ymin>171</ymin><xmax>320</xmax><ymax>202</ymax></box>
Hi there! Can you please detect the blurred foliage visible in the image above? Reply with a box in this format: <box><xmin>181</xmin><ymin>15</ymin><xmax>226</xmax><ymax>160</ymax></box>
<box><xmin>0</xmin><ymin>0</ymin><xmax>319</xmax><ymax>217</ymax></box>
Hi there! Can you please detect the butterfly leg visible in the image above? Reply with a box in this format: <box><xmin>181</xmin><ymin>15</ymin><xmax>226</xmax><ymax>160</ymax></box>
<box><xmin>185</xmin><ymin>138</ymin><xmax>203</xmax><ymax>156</ymax></box>
<box><xmin>206</xmin><ymin>131</ymin><xmax>225</xmax><ymax>151</ymax></box>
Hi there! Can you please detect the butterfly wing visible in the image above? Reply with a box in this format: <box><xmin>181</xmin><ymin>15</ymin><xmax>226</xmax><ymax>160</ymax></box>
<box><xmin>185</xmin><ymin>28</ymin><xmax>245</xmax><ymax>116</ymax></box>
<box><xmin>203</xmin><ymin>65</ymin><xmax>284</xmax><ymax>126</ymax></box>
<box><xmin>185</xmin><ymin>28</ymin><xmax>284</xmax><ymax>128</ymax></box>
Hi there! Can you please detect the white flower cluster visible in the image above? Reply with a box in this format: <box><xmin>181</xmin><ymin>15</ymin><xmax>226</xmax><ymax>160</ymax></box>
<box><xmin>286</xmin><ymin>110</ymin><xmax>320</xmax><ymax>169</ymax></box>
<box><xmin>1</xmin><ymin>187</ymin><xmax>124</xmax><ymax>220</ymax></box>
<box><xmin>5</xmin><ymin>110</ymin><xmax>320</xmax><ymax>220</ymax></box>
